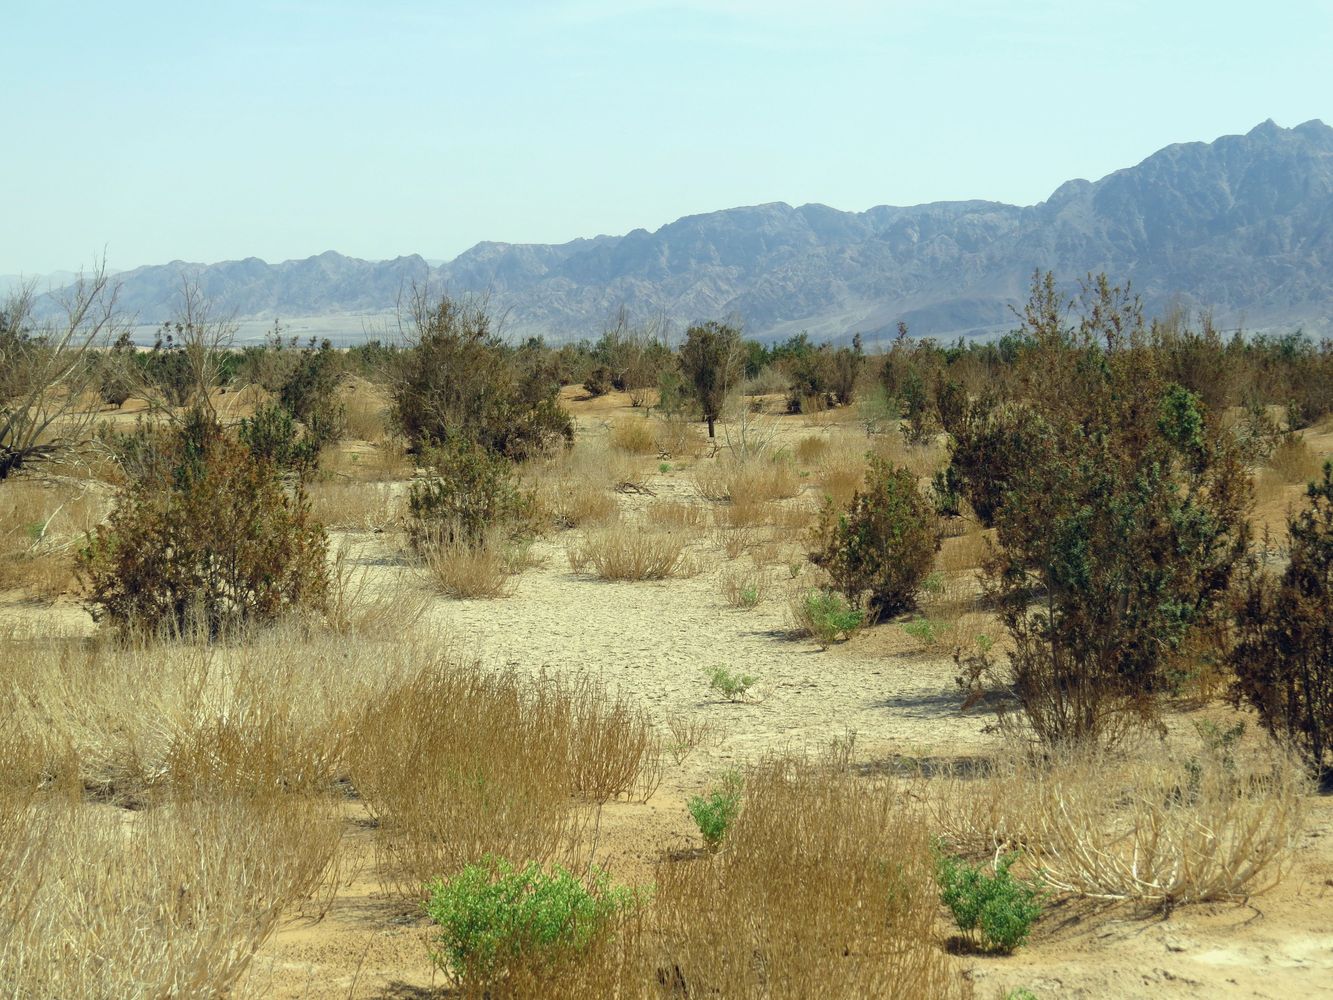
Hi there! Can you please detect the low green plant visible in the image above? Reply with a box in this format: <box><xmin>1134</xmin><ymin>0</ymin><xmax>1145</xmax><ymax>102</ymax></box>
<box><xmin>1005</xmin><ymin>990</ymin><xmax>1039</xmax><ymax>1000</ymax></box>
<box><xmin>708</xmin><ymin>665</ymin><xmax>756</xmax><ymax>702</ymax></box>
<box><xmin>793</xmin><ymin>588</ymin><xmax>865</xmax><ymax>648</ymax></box>
<box><xmin>659</xmin><ymin>461</ymin><xmax>672</xmax><ymax>473</ymax></box>
<box><xmin>902</xmin><ymin>615</ymin><xmax>941</xmax><ymax>645</ymax></box>
<box><xmin>936</xmin><ymin>851</ymin><xmax>1043</xmax><ymax>953</ymax></box>
<box><xmin>688</xmin><ymin>772</ymin><xmax>743</xmax><ymax>849</ymax></box>
<box><xmin>423</xmin><ymin>856</ymin><xmax>638</xmax><ymax>986</ymax></box>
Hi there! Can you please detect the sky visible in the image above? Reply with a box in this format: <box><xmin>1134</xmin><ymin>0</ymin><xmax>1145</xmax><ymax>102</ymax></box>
<box><xmin>3</xmin><ymin>0</ymin><xmax>1330</xmax><ymax>275</ymax></box>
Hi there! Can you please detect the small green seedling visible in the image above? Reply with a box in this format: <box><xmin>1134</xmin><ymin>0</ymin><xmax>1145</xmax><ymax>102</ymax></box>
<box><xmin>688</xmin><ymin>771</ymin><xmax>743</xmax><ymax>849</ymax></box>
<box><xmin>708</xmin><ymin>665</ymin><xmax>756</xmax><ymax>702</ymax></box>
<box><xmin>659</xmin><ymin>462</ymin><xmax>672</xmax><ymax>473</ymax></box>
<box><xmin>936</xmin><ymin>850</ymin><xmax>1044</xmax><ymax>953</ymax></box>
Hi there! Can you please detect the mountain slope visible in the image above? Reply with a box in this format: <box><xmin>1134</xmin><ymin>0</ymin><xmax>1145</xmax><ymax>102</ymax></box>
<box><xmin>40</xmin><ymin>120</ymin><xmax>1333</xmax><ymax>341</ymax></box>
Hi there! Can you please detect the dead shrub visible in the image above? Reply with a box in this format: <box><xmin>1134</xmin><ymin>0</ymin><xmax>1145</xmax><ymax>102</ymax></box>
<box><xmin>814</xmin><ymin>442</ymin><xmax>867</xmax><ymax>509</ymax></box>
<box><xmin>1268</xmin><ymin>431</ymin><xmax>1322</xmax><ymax>485</ymax></box>
<box><xmin>568</xmin><ymin>520</ymin><xmax>694</xmax><ymax>581</ymax></box>
<box><xmin>341</xmin><ymin>382</ymin><xmax>390</xmax><ymax>441</ymax></box>
<box><xmin>324</xmin><ymin>541</ymin><xmax>430</xmax><ymax>636</ymax></box>
<box><xmin>648</xmin><ymin>759</ymin><xmax>963</xmax><ymax>998</ymax></box>
<box><xmin>647</xmin><ymin>500</ymin><xmax>707</xmax><ymax>531</ymax></box>
<box><xmin>794</xmin><ymin>434</ymin><xmax>830</xmax><ymax>466</ymax></box>
<box><xmin>0</xmin><ymin>793</ymin><xmax>341</xmax><ymax>999</ymax></box>
<box><xmin>654</xmin><ymin>412</ymin><xmax>705</xmax><ymax>459</ymax></box>
<box><xmin>306</xmin><ymin>480</ymin><xmax>398</xmax><ymax>531</ymax></box>
<box><xmin>420</xmin><ymin>531</ymin><xmax>516</xmax><ymax>599</ymax></box>
<box><xmin>720</xmin><ymin>565</ymin><xmax>769</xmax><ymax>609</ymax></box>
<box><xmin>349</xmin><ymin>656</ymin><xmax>660</xmax><ymax>894</ymax></box>
<box><xmin>662</xmin><ymin>713</ymin><xmax>719</xmax><ymax>766</ymax></box>
<box><xmin>928</xmin><ymin>741</ymin><xmax>1307</xmax><ymax>907</ymax></box>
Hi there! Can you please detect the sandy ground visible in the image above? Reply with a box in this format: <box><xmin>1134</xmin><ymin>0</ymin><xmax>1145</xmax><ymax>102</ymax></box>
<box><xmin>6</xmin><ymin>394</ymin><xmax>1332</xmax><ymax>999</ymax></box>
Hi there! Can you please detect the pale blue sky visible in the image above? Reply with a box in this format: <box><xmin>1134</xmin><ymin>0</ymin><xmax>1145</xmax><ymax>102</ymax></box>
<box><xmin>4</xmin><ymin>0</ymin><xmax>1330</xmax><ymax>274</ymax></box>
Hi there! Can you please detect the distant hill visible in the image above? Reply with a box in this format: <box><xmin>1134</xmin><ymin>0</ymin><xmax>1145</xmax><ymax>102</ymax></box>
<box><xmin>38</xmin><ymin>120</ymin><xmax>1333</xmax><ymax>342</ymax></box>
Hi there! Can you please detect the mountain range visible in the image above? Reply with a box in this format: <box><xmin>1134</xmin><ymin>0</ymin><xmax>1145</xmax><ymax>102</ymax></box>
<box><xmin>34</xmin><ymin>119</ymin><xmax>1333</xmax><ymax>342</ymax></box>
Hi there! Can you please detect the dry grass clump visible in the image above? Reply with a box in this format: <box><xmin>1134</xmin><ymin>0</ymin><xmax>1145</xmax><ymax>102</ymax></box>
<box><xmin>349</xmin><ymin>656</ymin><xmax>660</xmax><ymax>894</ymax></box>
<box><xmin>2</xmin><ymin>627</ymin><xmax>402</xmax><ymax>803</ymax></box>
<box><xmin>0</xmin><ymin>628</ymin><xmax>359</xmax><ymax>997</ymax></box>
<box><xmin>545</xmin><ymin>479</ymin><xmax>619</xmax><ymax>529</ymax></box>
<box><xmin>654</xmin><ymin>413</ymin><xmax>706</xmax><ymax>459</ymax></box>
<box><xmin>420</xmin><ymin>533</ymin><xmax>518</xmax><ymax>599</ymax></box>
<box><xmin>323</xmin><ymin>438</ymin><xmax>412</xmax><ymax>482</ymax></box>
<box><xmin>306</xmin><ymin>480</ymin><xmax>399</xmax><ymax>531</ymax></box>
<box><xmin>646</xmin><ymin>759</ymin><xmax>963</xmax><ymax>998</ymax></box>
<box><xmin>794</xmin><ymin>433</ymin><xmax>830</xmax><ymax>466</ymax></box>
<box><xmin>692</xmin><ymin>455</ymin><xmax>801</xmax><ymax>506</ymax></box>
<box><xmin>814</xmin><ymin>441</ymin><xmax>867</xmax><ymax>509</ymax></box>
<box><xmin>609</xmin><ymin>417</ymin><xmax>658</xmax><ymax>455</ymax></box>
<box><xmin>0</xmin><ymin>478</ymin><xmax>104</xmax><ymax>596</ymax></box>
<box><xmin>1267</xmin><ymin>432</ymin><xmax>1323</xmax><ymax>484</ymax></box>
<box><xmin>0</xmin><ymin>793</ymin><xmax>341</xmax><ymax>1000</ymax></box>
<box><xmin>720</xmin><ymin>565</ymin><xmax>770</xmax><ymax>609</ymax></box>
<box><xmin>324</xmin><ymin>542</ymin><xmax>431</xmax><ymax>637</ymax></box>
<box><xmin>340</xmin><ymin>380</ymin><xmax>391</xmax><ymax>441</ymax></box>
<box><xmin>928</xmin><ymin>739</ymin><xmax>1308</xmax><ymax>907</ymax></box>
<box><xmin>936</xmin><ymin>522</ymin><xmax>990</xmax><ymax>575</ymax></box>
<box><xmin>567</xmin><ymin>520</ymin><xmax>695</xmax><ymax>581</ymax></box>
<box><xmin>647</xmin><ymin>499</ymin><xmax>707</xmax><ymax>530</ymax></box>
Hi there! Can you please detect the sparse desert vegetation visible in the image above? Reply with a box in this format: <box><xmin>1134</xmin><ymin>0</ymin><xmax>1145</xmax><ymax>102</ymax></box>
<box><xmin>2</xmin><ymin>275</ymin><xmax>1332</xmax><ymax>998</ymax></box>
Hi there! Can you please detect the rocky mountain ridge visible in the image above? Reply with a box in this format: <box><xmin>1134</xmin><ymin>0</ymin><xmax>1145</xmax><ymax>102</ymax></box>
<box><xmin>36</xmin><ymin>119</ymin><xmax>1333</xmax><ymax>341</ymax></box>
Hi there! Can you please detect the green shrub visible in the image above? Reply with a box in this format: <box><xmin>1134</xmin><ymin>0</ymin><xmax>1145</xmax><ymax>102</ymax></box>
<box><xmin>688</xmin><ymin>772</ymin><xmax>743</xmax><ymax>850</ymax></box>
<box><xmin>957</xmin><ymin>275</ymin><xmax>1251</xmax><ymax>748</ymax></box>
<box><xmin>407</xmin><ymin>437</ymin><xmax>529</xmax><ymax>551</ymax></box>
<box><xmin>708</xmin><ymin>666</ymin><xmax>756</xmax><ymax>702</ymax></box>
<box><xmin>423</xmin><ymin>857</ymin><xmax>637</xmax><ymax>986</ymax></box>
<box><xmin>902</xmin><ymin>616</ymin><xmax>941</xmax><ymax>645</ymax></box>
<box><xmin>936</xmin><ymin>851</ymin><xmax>1043</xmax><ymax>953</ymax></box>
<box><xmin>78</xmin><ymin>409</ymin><xmax>328</xmax><ymax>636</ymax></box>
<box><xmin>812</xmin><ymin>455</ymin><xmax>941</xmax><ymax>619</ymax></box>
<box><xmin>793</xmin><ymin>589</ymin><xmax>865</xmax><ymax>647</ymax></box>
<box><xmin>1231</xmin><ymin>461</ymin><xmax>1333</xmax><ymax>784</ymax></box>
<box><xmin>393</xmin><ymin>294</ymin><xmax>572</xmax><ymax>461</ymax></box>
<box><xmin>238</xmin><ymin>400</ymin><xmax>320</xmax><ymax>479</ymax></box>
<box><xmin>277</xmin><ymin>337</ymin><xmax>345</xmax><ymax>448</ymax></box>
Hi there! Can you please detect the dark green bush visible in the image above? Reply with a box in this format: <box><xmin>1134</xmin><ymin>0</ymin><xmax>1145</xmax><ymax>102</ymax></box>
<box><xmin>78</xmin><ymin>409</ymin><xmax>328</xmax><ymax>635</ymax></box>
<box><xmin>958</xmin><ymin>274</ymin><xmax>1251</xmax><ymax>748</ymax></box>
<box><xmin>238</xmin><ymin>401</ymin><xmax>320</xmax><ymax>479</ymax></box>
<box><xmin>812</xmin><ymin>455</ymin><xmax>941</xmax><ymax>620</ymax></box>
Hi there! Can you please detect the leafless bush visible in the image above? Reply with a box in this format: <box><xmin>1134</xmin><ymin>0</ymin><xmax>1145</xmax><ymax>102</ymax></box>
<box><xmin>420</xmin><ymin>529</ymin><xmax>517</xmax><ymax>598</ymax></box>
<box><xmin>647</xmin><ymin>758</ymin><xmax>963</xmax><ymax>998</ymax></box>
<box><xmin>0</xmin><ymin>793</ymin><xmax>340</xmax><ymax>999</ymax></box>
<box><xmin>324</xmin><ymin>541</ymin><xmax>430</xmax><ymax>637</ymax></box>
<box><xmin>349</xmin><ymin>656</ymin><xmax>660</xmax><ymax>894</ymax></box>
<box><xmin>927</xmin><ymin>740</ymin><xmax>1308</xmax><ymax>907</ymax></box>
